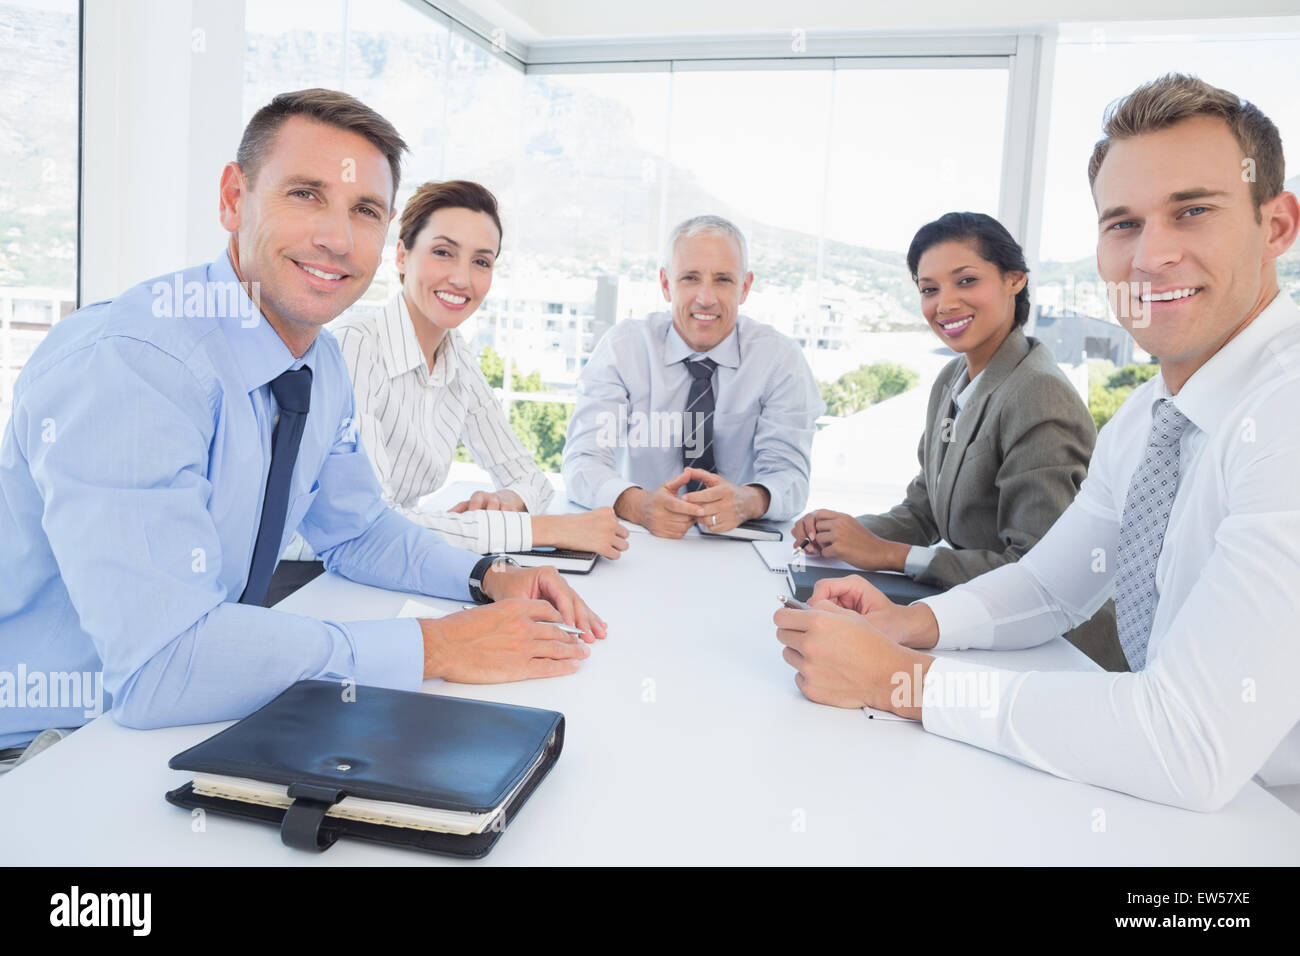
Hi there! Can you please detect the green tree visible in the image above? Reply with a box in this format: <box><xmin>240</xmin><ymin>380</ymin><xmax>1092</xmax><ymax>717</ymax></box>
<box><xmin>1088</xmin><ymin>361</ymin><xmax>1161</xmax><ymax>430</ymax></box>
<box><xmin>1104</xmin><ymin>363</ymin><xmax>1160</xmax><ymax>390</ymax></box>
<box><xmin>456</xmin><ymin>346</ymin><xmax>573</xmax><ymax>472</ymax></box>
<box><xmin>819</xmin><ymin>362</ymin><xmax>919</xmax><ymax>417</ymax></box>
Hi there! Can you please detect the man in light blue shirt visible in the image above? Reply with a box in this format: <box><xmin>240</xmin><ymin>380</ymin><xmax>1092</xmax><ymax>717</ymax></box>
<box><xmin>0</xmin><ymin>89</ymin><xmax>603</xmax><ymax>753</ymax></box>
<box><xmin>563</xmin><ymin>216</ymin><xmax>823</xmax><ymax>537</ymax></box>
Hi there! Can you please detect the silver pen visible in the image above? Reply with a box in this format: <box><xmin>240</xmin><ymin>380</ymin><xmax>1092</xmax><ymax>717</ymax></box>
<box><xmin>461</xmin><ymin>605</ymin><xmax>586</xmax><ymax>636</ymax></box>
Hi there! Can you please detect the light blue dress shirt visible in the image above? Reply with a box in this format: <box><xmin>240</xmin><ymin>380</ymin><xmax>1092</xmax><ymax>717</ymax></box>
<box><xmin>562</xmin><ymin>312</ymin><xmax>823</xmax><ymax>521</ymax></box>
<box><xmin>0</xmin><ymin>250</ymin><xmax>479</xmax><ymax>748</ymax></box>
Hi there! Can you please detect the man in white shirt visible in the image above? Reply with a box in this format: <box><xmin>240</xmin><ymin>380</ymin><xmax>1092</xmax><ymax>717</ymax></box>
<box><xmin>563</xmin><ymin>215</ymin><xmax>823</xmax><ymax>537</ymax></box>
<box><xmin>774</xmin><ymin>74</ymin><xmax>1300</xmax><ymax>811</ymax></box>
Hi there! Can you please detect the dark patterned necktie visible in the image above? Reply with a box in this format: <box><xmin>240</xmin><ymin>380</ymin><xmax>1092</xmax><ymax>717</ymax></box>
<box><xmin>240</xmin><ymin>366</ymin><xmax>313</xmax><ymax>606</ymax></box>
<box><xmin>1113</xmin><ymin>399</ymin><xmax>1191</xmax><ymax>670</ymax></box>
<box><xmin>683</xmin><ymin>358</ymin><xmax>717</xmax><ymax>492</ymax></box>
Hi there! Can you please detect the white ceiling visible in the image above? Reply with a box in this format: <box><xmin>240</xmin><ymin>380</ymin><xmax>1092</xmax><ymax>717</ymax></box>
<box><xmin>454</xmin><ymin>0</ymin><xmax>1300</xmax><ymax>42</ymax></box>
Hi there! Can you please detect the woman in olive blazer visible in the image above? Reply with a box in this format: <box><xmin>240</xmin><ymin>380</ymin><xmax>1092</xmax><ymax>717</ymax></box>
<box><xmin>794</xmin><ymin>212</ymin><xmax>1123</xmax><ymax>671</ymax></box>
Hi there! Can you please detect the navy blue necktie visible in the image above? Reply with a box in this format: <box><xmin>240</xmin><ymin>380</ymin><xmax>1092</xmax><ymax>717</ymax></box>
<box><xmin>240</xmin><ymin>366</ymin><xmax>313</xmax><ymax>606</ymax></box>
<box><xmin>683</xmin><ymin>357</ymin><xmax>717</xmax><ymax>493</ymax></box>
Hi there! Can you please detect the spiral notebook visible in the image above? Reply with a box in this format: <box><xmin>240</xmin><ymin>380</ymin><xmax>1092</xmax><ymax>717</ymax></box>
<box><xmin>752</xmin><ymin>540</ymin><xmax>855</xmax><ymax>574</ymax></box>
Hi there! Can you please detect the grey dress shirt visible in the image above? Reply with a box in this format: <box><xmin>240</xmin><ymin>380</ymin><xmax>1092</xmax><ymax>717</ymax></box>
<box><xmin>562</xmin><ymin>312</ymin><xmax>823</xmax><ymax>521</ymax></box>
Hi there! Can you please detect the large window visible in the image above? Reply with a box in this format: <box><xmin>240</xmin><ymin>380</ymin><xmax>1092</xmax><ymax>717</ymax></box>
<box><xmin>236</xmin><ymin>4</ymin><xmax>1300</xmax><ymax>511</ymax></box>
<box><xmin>241</xmin><ymin>6</ymin><xmax>1015</xmax><ymax>503</ymax></box>
<box><xmin>0</xmin><ymin>0</ymin><xmax>80</xmax><ymax>433</ymax></box>
<box><xmin>1038</xmin><ymin>18</ymin><xmax>1300</xmax><ymax>321</ymax></box>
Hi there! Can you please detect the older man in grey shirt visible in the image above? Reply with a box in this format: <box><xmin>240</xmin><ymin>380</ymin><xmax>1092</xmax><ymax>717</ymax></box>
<box><xmin>563</xmin><ymin>216</ymin><xmax>823</xmax><ymax>538</ymax></box>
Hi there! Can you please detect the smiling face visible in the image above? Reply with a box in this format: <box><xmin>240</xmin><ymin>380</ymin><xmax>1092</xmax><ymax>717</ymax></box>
<box><xmin>915</xmin><ymin>239</ymin><xmax>1024</xmax><ymax>375</ymax></box>
<box><xmin>660</xmin><ymin>231</ymin><xmax>754</xmax><ymax>353</ymax></box>
<box><xmin>396</xmin><ymin>206</ymin><xmax>499</xmax><ymax>336</ymax></box>
<box><xmin>218</xmin><ymin>115</ymin><xmax>394</xmax><ymax>356</ymax></box>
<box><xmin>1093</xmin><ymin>114</ymin><xmax>1284</xmax><ymax>391</ymax></box>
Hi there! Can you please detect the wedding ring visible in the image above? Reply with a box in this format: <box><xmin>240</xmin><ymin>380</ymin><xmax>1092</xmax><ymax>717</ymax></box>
<box><xmin>711</xmin><ymin>514</ymin><xmax>718</xmax><ymax>526</ymax></box>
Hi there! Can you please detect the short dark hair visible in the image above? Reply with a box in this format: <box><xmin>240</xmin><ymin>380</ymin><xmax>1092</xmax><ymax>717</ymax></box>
<box><xmin>1088</xmin><ymin>74</ymin><xmax>1285</xmax><ymax>219</ymax></box>
<box><xmin>398</xmin><ymin>180</ymin><xmax>503</xmax><ymax>282</ymax></box>
<box><xmin>906</xmin><ymin>212</ymin><xmax>1031</xmax><ymax>328</ymax></box>
<box><xmin>236</xmin><ymin>88</ymin><xmax>408</xmax><ymax>204</ymax></box>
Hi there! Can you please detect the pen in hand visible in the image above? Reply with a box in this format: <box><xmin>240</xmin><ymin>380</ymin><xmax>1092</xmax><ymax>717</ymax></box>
<box><xmin>460</xmin><ymin>605</ymin><xmax>586</xmax><ymax>636</ymax></box>
<box><xmin>794</xmin><ymin>537</ymin><xmax>811</xmax><ymax>553</ymax></box>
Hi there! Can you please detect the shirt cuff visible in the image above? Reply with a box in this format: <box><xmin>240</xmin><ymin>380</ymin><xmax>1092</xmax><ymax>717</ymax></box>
<box><xmin>330</xmin><ymin>617</ymin><xmax>425</xmax><ymax>691</ymax></box>
<box><xmin>752</xmin><ymin>477</ymin><xmax>804</xmax><ymax>522</ymax></box>
<box><xmin>920</xmin><ymin>656</ymin><xmax>1016</xmax><ymax>750</ymax></box>
<box><xmin>904</xmin><ymin>545</ymin><xmax>938</xmax><ymax>577</ymax></box>
<box><xmin>594</xmin><ymin>477</ymin><xmax>638</xmax><ymax>511</ymax></box>
<box><xmin>516</xmin><ymin>478</ymin><xmax>555</xmax><ymax>515</ymax></box>
<box><xmin>744</xmin><ymin>481</ymin><xmax>776</xmax><ymax>519</ymax></box>
<box><xmin>412</xmin><ymin>542</ymin><xmax>478</xmax><ymax>603</ymax></box>
<box><xmin>917</xmin><ymin>587</ymin><xmax>995</xmax><ymax>650</ymax></box>
<box><xmin>479</xmin><ymin>510</ymin><xmax>533</xmax><ymax>553</ymax></box>
<box><xmin>280</xmin><ymin>533</ymin><xmax>317</xmax><ymax>562</ymax></box>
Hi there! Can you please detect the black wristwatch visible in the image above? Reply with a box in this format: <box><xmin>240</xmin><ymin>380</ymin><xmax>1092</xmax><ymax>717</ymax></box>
<box><xmin>468</xmin><ymin>554</ymin><xmax>518</xmax><ymax>604</ymax></box>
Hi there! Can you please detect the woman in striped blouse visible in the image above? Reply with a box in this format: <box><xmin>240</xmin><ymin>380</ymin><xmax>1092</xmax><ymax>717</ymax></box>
<box><xmin>329</xmin><ymin>180</ymin><xmax>630</xmax><ymax>558</ymax></box>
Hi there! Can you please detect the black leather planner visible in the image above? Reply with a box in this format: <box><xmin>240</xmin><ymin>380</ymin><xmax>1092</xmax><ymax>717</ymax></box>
<box><xmin>165</xmin><ymin>680</ymin><xmax>564</xmax><ymax>859</ymax></box>
<box><xmin>788</xmin><ymin>565</ymin><xmax>944</xmax><ymax>604</ymax></box>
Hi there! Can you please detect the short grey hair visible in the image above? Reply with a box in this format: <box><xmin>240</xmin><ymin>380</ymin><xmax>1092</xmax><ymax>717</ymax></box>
<box><xmin>661</xmin><ymin>215</ymin><xmax>750</xmax><ymax>275</ymax></box>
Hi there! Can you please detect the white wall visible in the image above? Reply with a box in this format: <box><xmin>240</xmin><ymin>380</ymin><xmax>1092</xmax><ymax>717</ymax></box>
<box><xmin>80</xmin><ymin>0</ymin><xmax>245</xmax><ymax>304</ymax></box>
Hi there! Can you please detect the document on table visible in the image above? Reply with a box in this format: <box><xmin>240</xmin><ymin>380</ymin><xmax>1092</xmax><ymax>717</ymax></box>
<box><xmin>752</xmin><ymin>540</ymin><xmax>855</xmax><ymax>573</ymax></box>
<box><xmin>625</xmin><ymin>522</ymin><xmax>700</xmax><ymax>537</ymax></box>
<box><xmin>862</xmin><ymin>705</ymin><xmax>908</xmax><ymax>722</ymax></box>
<box><xmin>395</xmin><ymin>598</ymin><xmax>448</xmax><ymax>619</ymax></box>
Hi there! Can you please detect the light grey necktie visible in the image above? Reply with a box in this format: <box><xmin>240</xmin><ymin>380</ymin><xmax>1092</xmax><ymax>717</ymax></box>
<box><xmin>1114</xmin><ymin>398</ymin><xmax>1192</xmax><ymax>671</ymax></box>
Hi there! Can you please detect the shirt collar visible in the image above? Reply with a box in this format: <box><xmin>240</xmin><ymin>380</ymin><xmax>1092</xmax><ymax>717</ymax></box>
<box><xmin>1165</xmin><ymin>290</ymin><xmax>1299</xmax><ymax>436</ymax></box>
<box><xmin>662</xmin><ymin>313</ymin><xmax>742</xmax><ymax>369</ymax></box>
<box><xmin>212</xmin><ymin>247</ymin><xmax>315</xmax><ymax>393</ymax></box>
<box><xmin>951</xmin><ymin>368</ymin><xmax>985</xmax><ymax>411</ymax></box>
<box><xmin>379</xmin><ymin>293</ymin><xmax>428</xmax><ymax>379</ymax></box>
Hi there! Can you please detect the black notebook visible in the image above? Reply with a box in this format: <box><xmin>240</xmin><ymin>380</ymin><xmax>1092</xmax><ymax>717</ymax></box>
<box><xmin>165</xmin><ymin>680</ymin><xmax>564</xmax><ymax>859</ymax></box>
<box><xmin>787</xmin><ymin>565</ymin><xmax>944</xmax><ymax>605</ymax></box>
<box><xmin>507</xmin><ymin>547</ymin><xmax>598</xmax><ymax>574</ymax></box>
<box><xmin>700</xmin><ymin>518</ymin><xmax>784</xmax><ymax>541</ymax></box>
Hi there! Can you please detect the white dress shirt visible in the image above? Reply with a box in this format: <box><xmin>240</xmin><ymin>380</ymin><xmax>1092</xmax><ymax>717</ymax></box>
<box><xmin>284</xmin><ymin>294</ymin><xmax>553</xmax><ymax>557</ymax></box>
<box><xmin>916</xmin><ymin>291</ymin><xmax>1300</xmax><ymax>810</ymax></box>
<box><xmin>903</xmin><ymin>368</ymin><xmax>984</xmax><ymax>576</ymax></box>
<box><xmin>562</xmin><ymin>312</ymin><xmax>823</xmax><ymax>521</ymax></box>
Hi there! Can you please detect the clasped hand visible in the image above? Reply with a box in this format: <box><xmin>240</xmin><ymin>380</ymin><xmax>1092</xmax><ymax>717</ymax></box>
<box><xmin>619</xmin><ymin>468</ymin><xmax>768</xmax><ymax>538</ymax></box>
<box><xmin>773</xmin><ymin>574</ymin><xmax>935</xmax><ymax>717</ymax></box>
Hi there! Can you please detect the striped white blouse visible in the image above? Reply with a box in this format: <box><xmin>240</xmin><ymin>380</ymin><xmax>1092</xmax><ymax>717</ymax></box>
<box><xmin>284</xmin><ymin>293</ymin><xmax>554</xmax><ymax>558</ymax></box>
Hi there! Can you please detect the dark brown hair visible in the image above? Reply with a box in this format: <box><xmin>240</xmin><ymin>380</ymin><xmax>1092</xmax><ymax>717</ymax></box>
<box><xmin>236</xmin><ymin>88</ymin><xmax>408</xmax><ymax>204</ymax></box>
<box><xmin>398</xmin><ymin>180</ymin><xmax>503</xmax><ymax>281</ymax></box>
<box><xmin>1088</xmin><ymin>74</ymin><xmax>1285</xmax><ymax>219</ymax></box>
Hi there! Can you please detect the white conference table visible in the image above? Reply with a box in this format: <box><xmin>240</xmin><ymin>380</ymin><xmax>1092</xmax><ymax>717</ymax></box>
<box><xmin>4</xmin><ymin>518</ymin><xmax>1300</xmax><ymax>866</ymax></box>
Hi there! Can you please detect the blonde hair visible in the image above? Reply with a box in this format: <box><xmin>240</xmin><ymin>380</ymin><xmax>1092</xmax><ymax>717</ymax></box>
<box><xmin>1087</xmin><ymin>74</ymin><xmax>1285</xmax><ymax>219</ymax></box>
